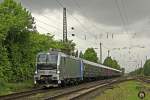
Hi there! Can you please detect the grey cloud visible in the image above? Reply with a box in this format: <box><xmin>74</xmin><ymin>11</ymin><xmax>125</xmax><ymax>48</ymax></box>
<box><xmin>1</xmin><ymin>0</ymin><xmax>150</xmax><ymax>72</ymax></box>
<box><xmin>1</xmin><ymin>0</ymin><xmax>150</xmax><ymax>27</ymax></box>
<box><xmin>18</xmin><ymin>0</ymin><xmax>150</xmax><ymax>27</ymax></box>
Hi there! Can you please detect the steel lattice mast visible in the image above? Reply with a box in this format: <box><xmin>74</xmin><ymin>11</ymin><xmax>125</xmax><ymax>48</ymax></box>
<box><xmin>63</xmin><ymin>8</ymin><xmax>67</xmax><ymax>42</ymax></box>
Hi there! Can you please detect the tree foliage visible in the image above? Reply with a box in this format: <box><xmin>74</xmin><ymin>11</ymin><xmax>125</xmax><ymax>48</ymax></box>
<box><xmin>0</xmin><ymin>0</ymin><xmax>34</xmax><ymax>82</ymax></box>
<box><xmin>79</xmin><ymin>51</ymin><xmax>84</xmax><ymax>58</ymax></box>
<box><xmin>0</xmin><ymin>0</ymin><xmax>75</xmax><ymax>82</ymax></box>
<box><xmin>130</xmin><ymin>59</ymin><xmax>150</xmax><ymax>76</ymax></box>
<box><xmin>129</xmin><ymin>68</ymin><xmax>143</xmax><ymax>76</ymax></box>
<box><xmin>83</xmin><ymin>48</ymin><xmax>98</xmax><ymax>63</ymax></box>
<box><xmin>103</xmin><ymin>56</ymin><xmax>120</xmax><ymax>70</ymax></box>
<box><xmin>143</xmin><ymin>59</ymin><xmax>150</xmax><ymax>76</ymax></box>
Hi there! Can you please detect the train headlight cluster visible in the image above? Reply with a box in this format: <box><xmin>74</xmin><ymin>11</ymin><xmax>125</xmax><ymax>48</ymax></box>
<box><xmin>57</xmin><ymin>70</ymin><xmax>60</xmax><ymax>74</ymax></box>
<box><xmin>35</xmin><ymin>71</ymin><xmax>37</xmax><ymax>74</ymax></box>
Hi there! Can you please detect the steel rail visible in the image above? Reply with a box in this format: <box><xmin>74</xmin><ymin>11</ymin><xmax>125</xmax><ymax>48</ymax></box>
<box><xmin>45</xmin><ymin>77</ymin><xmax>130</xmax><ymax>100</ymax></box>
<box><xmin>0</xmin><ymin>88</ymin><xmax>50</xmax><ymax>100</ymax></box>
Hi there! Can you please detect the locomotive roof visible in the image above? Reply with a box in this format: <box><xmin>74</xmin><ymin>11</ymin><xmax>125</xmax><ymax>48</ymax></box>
<box><xmin>37</xmin><ymin>51</ymin><xmax>121</xmax><ymax>72</ymax></box>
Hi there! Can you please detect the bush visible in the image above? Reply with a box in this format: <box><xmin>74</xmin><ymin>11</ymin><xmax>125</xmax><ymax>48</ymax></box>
<box><xmin>143</xmin><ymin>59</ymin><xmax>150</xmax><ymax>76</ymax></box>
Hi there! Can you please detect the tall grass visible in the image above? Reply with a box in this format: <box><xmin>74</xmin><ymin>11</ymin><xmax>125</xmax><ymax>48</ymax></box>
<box><xmin>0</xmin><ymin>79</ymin><xmax>34</xmax><ymax>95</ymax></box>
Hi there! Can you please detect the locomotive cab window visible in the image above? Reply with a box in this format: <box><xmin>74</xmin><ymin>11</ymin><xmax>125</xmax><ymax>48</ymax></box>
<box><xmin>37</xmin><ymin>53</ymin><xmax>58</xmax><ymax>70</ymax></box>
<box><xmin>38</xmin><ymin>54</ymin><xmax>47</xmax><ymax>63</ymax></box>
<box><xmin>47</xmin><ymin>54</ymin><xmax>58</xmax><ymax>64</ymax></box>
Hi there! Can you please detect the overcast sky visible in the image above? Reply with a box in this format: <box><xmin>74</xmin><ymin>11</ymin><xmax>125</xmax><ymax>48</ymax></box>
<box><xmin>2</xmin><ymin>0</ymin><xmax>150</xmax><ymax>72</ymax></box>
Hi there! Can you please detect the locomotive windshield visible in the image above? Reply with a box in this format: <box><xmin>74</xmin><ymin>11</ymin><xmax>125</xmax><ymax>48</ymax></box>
<box><xmin>37</xmin><ymin>53</ymin><xmax>58</xmax><ymax>70</ymax></box>
<box><xmin>47</xmin><ymin>54</ymin><xmax>58</xmax><ymax>64</ymax></box>
<box><xmin>38</xmin><ymin>54</ymin><xmax>47</xmax><ymax>63</ymax></box>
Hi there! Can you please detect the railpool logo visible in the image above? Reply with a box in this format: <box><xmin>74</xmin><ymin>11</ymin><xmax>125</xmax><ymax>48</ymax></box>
<box><xmin>138</xmin><ymin>91</ymin><xmax>145</xmax><ymax>99</ymax></box>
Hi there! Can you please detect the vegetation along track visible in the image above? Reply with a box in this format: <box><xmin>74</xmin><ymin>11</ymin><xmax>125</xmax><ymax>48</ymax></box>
<box><xmin>0</xmin><ymin>77</ymin><xmax>134</xmax><ymax>100</ymax></box>
<box><xmin>0</xmin><ymin>87</ymin><xmax>51</xmax><ymax>100</ymax></box>
<box><xmin>44</xmin><ymin>77</ymin><xmax>133</xmax><ymax>100</ymax></box>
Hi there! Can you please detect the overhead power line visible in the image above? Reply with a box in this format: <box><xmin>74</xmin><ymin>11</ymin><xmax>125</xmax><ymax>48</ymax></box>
<box><xmin>121</xmin><ymin>0</ymin><xmax>129</xmax><ymax>27</ymax></box>
<box><xmin>36</xmin><ymin>24</ymin><xmax>53</xmax><ymax>33</ymax></box>
<box><xmin>35</xmin><ymin>16</ymin><xmax>91</xmax><ymax>42</ymax></box>
<box><xmin>114</xmin><ymin>0</ymin><xmax>127</xmax><ymax>33</ymax></box>
<box><xmin>73</xmin><ymin>0</ymin><xmax>102</xmax><ymax>32</ymax></box>
<box><xmin>41</xmin><ymin>14</ymin><xmax>62</xmax><ymax>24</ymax></box>
<box><xmin>72</xmin><ymin>0</ymin><xmax>101</xmax><ymax>43</ymax></box>
<box><xmin>55</xmin><ymin>0</ymin><xmax>94</xmax><ymax>38</ymax></box>
<box><xmin>35</xmin><ymin>18</ymin><xmax>62</xmax><ymax>31</ymax></box>
<box><xmin>36</xmin><ymin>24</ymin><xmax>63</xmax><ymax>37</ymax></box>
<box><xmin>55</xmin><ymin>0</ymin><xmax>106</xmax><ymax>47</ymax></box>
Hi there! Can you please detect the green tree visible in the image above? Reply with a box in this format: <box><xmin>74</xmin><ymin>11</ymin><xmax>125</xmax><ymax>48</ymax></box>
<box><xmin>83</xmin><ymin>48</ymin><xmax>98</xmax><ymax>63</ymax></box>
<box><xmin>79</xmin><ymin>51</ymin><xmax>84</xmax><ymax>58</ymax></box>
<box><xmin>143</xmin><ymin>59</ymin><xmax>150</xmax><ymax>76</ymax></box>
<box><xmin>103</xmin><ymin>56</ymin><xmax>120</xmax><ymax>70</ymax></box>
<box><xmin>0</xmin><ymin>46</ymin><xmax>11</xmax><ymax>81</ymax></box>
<box><xmin>112</xmin><ymin>59</ymin><xmax>120</xmax><ymax>69</ymax></box>
<box><xmin>52</xmin><ymin>40</ymin><xmax>76</xmax><ymax>55</ymax></box>
<box><xmin>103</xmin><ymin>57</ymin><xmax>113</xmax><ymax>67</ymax></box>
<box><xmin>0</xmin><ymin>0</ymin><xmax>77</xmax><ymax>82</ymax></box>
<box><xmin>130</xmin><ymin>68</ymin><xmax>143</xmax><ymax>76</ymax></box>
<box><xmin>0</xmin><ymin>0</ymin><xmax>35</xmax><ymax>82</ymax></box>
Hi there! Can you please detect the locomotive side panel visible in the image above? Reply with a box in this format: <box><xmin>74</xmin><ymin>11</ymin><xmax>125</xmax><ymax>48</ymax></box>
<box><xmin>59</xmin><ymin>56</ymin><xmax>81</xmax><ymax>80</ymax></box>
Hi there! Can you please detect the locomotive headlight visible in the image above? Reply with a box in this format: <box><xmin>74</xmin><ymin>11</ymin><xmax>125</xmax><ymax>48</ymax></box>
<box><xmin>57</xmin><ymin>70</ymin><xmax>60</xmax><ymax>74</ymax></box>
<box><xmin>34</xmin><ymin>80</ymin><xmax>37</xmax><ymax>84</ymax></box>
<box><xmin>35</xmin><ymin>71</ymin><xmax>37</xmax><ymax>74</ymax></box>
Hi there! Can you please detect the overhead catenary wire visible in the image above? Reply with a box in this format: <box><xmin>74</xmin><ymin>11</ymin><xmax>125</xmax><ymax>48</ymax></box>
<box><xmin>36</xmin><ymin>24</ymin><xmax>54</xmax><ymax>34</ymax></box>
<box><xmin>26</xmin><ymin>6</ymin><xmax>63</xmax><ymax>34</ymax></box>
<box><xmin>41</xmin><ymin>14</ymin><xmax>62</xmax><ymax>25</ymax></box>
<box><xmin>73</xmin><ymin>0</ymin><xmax>102</xmax><ymax>43</ymax></box>
<box><xmin>55</xmin><ymin>0</ymin><xmax>108</xmax><ymax>47</ymax></box>
<box><xmin>55</xmin><ymin>0</ymin><xmax>95</xmax><ymax>39</ymax></box>
<box><xmin>30</xmin><ymin>0</ymin><xmax>127</xmax><ymax>54</ymax></box>
<box><xmin>72</xmin><ymin>0</ymin><xmax>102</xmax><ymax>43</ymax></box>
<box><xmin>121</xmin><ymin>0</ymin><xmax>129</xmax><ymax>29</ymax></box>
<box><xmin>25</xmin><ymin>0</ymin><xmax>104</xmax><ymax>46</ymax></box>
<box><xmin>46</xmin><ymin>0</ymin><xmax>127</xmax><ymax>53</ymax></box>
<box><xmin>35</xmin><ymin>21</ymin><xmax>64</xmax><ymax>39</ymax></box>
<box><xmin>54</xmin><ymin>0</ymin><xmax>94</xmax><ymax>43</ymax></box>
<box><xmin>35</xmin><ymin>18</ymin><xmax>62</xmax><ymax>31</ymax></box>
<box><xmin>73</xmin><ymin>0</ymin><xmax>105</xmax><ymax>33</ymax></box>
<box><xmin>36</xmin><ymin>20</ymin><xmax>61</xmax><ymax>36</ymax></box>
<box><xmin>21</xmin><ymin>0</ymin><xmax>113</xmax><ymax>54</ymax></box>
<box><xmin>114</xmin><ymin>0</ymin><xmax>128</xmax><ymax>33</ymax></box>
<box><xmin>35</xmin><ymin>0</ymin><xmax>89</xmax><ymax>42</ymax></box>
<box><xmin>35</xmin><ymin>15</ymin><xmax>91</xmax><ymax>42</ymax></box>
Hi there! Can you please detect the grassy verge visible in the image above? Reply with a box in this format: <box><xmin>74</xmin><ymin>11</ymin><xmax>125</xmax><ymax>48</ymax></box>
<box><xmin>94</xmin><ymin>80</ymin><xmax>150</xmax><ymax>100</ymax></box>
<box><xmin>0</xmin><ymin>80</ymin><xmax>34</xmax><ymax>96</ymax></box>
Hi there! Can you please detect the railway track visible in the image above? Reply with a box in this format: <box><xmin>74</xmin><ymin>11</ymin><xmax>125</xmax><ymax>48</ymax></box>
<box><xmin>0</xmin><ymin>77</ymin><xmax>133</xmax><ymax>100</ymax></box>
<box><xmin>0</xmin><ymin>80</ymin><xmax>108</xmax><ymax>100</ymax></box>
<box><xmin>137</xmin><ymin>76</ymin><xmax>150</xmax><ymax>83</ymax></box>
<box><xmin>0</xmin><ymin>87</ymin><xmax>51</xmax><ymax>100</ymax></box>
<box><xmin>44</xmin><ymin>77</ymin><xmax>131</xmax><ymax>100</ymax></box>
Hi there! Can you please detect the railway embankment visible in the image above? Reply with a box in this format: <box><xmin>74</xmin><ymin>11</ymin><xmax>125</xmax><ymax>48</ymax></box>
<box><xmin>0</xmin><ymin>80</ymin><xmax>34</xmax><ymax>96</ymax></box>
<box><xmin>80</xmin><ymin>77</ymin><xmax>150</xmax><ymax>100</ymax></box>
<box><xmin>0</xmin><ymin>76</ymin><xmax>149</xmax><ymax>100</ymax></box>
